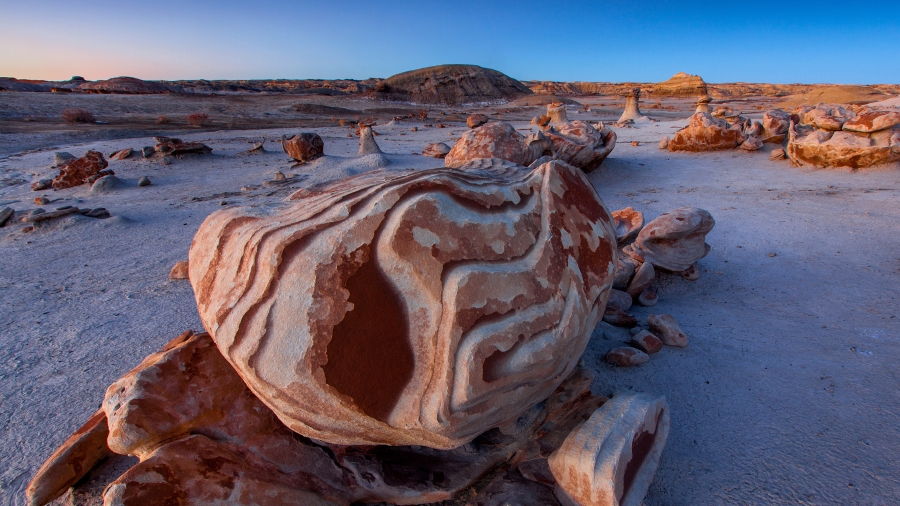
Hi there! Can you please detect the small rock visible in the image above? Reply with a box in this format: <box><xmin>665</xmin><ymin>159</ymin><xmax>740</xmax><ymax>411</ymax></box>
<box><xmin>411</xmin><ymin>127</ymin><xmax>418</xmax><ymax>132</ymax></box>
<box><xmin>248</xmin><ymin>142</ymin><xmax>265</xmax><ymax>153</ymax></box>
<box><xmin>768</xmin><ymin>252</ymin><xmax>777</xmax><ymax>257</ymax></box>
<box><xmin>169</xmin><ymin>261</ymin><xmax>189</xmax><ymax>280</ymax></box>
<box><xmin>631</xmin><ymin>330</ymin><xmax>663</xmax><ymax>354</ymax></box>
<box><xmin>22</xmin><ymin>207</ymin><xmax>80</xmax><ymax>223</ymax></box>
<box><xmin>30</xmin><ymin>208</ymin><xmax>46</xmax><ymax>216</ymax></box>
<box><xmin>34</xmin><ymin>197</ymin><xmax>50</xmax><ymax>205</ymax></box>
<box><xmin>273</xmin><ymin>172</ymin><xmax>286</xmax><ymax>181</ymax></box>
<box><xmin>647</xmin><ymin>314</ymin><xmax>688</xmax><ymax>347</ymax></box>
<box><xmin>626</xmin><ymin>261</ymin><xmax>656</xmax><ymax>297</ymax></box>
<box><xmin>602</xmin><ymin>306</ymin><xmax>638</xmax><ymax>328</ymax></box>
<box><xmin>769</xmin><ymin>147</ymin><xmax>787</xmax><ymax>161</ymax></box>
<box><xmin>141</xmin><ymin>146</ymin><xmax>155</xmax><ymax>158</ymax></box>
<box><xmin>659</xmin><ymin>137</ymin><xmax>669</xmax><ymax>149</ymax></box>
<box><xmin>467</xmin><ymin>114</ymin><xmax>489</xmax><ymax>129</ymax></box>
<box><xmin>637</xmin><ymin>288</ymin><xmax>658</xmax><ymax>307</ymax></box>
<box><xmin>90</xmin><ymin>175</ymin><xmax>123</xmax><ymax>194</ymax></box>
<box><xmin>422</xmin><ymin>142</ymin><xmax>452</xmax><ymax>158</ymax></box>
<box><xmin>0</xmin><ymin>207</ymin><xmax>13</xmax><ymax>227</ymax></box>
<box><xmin>605</xmin><ymin>347</ymin><xmax>649</xmax><ymax>367</ymax></box>
<box><xmin>138</xmin><ymin>176</ymin><xmax>151</xmax><ymax>187</ymax></box>
<box><xmin>613</xmin><ymin>254</ymin><xmax>639</xmax><ymax>290</ymax></box>
<box><xmin>631</xmin><ymin>141</ymin><xmax>640</xmax><ymax>147</ymax></box>
<box><xmin>31</xmin><ymin>179</ymin><xmax>52</xmax><ymax>191</ymax></box>
<box><xmin>607</xmin><ymin>289</ymin><xmax>632</xmax><ymax>311</ymax></box>
<box><xmin>110</xmin><ymin>148</ymin><xmax>133</xmax><ymax>160</ymax></box>
<box><xmin>739</xmin><ymin>136</ymin><xmax>763</xmax><ymax>151</ymax></box>
<box><xmin>629</xmin><ymin>326</ymin><xmax>644</xmax><ymax>336</ymax></box>
<box><xmin>53</xmin><ymin>152</ymin><xmax>76</xmax><ymax>167</ymax></box>
<box><xmin>680</xmin><ymin>264</ymin><xmax>700</xmax><ymax>281</ymax></box>
<box><xmin>85</xmin><ymin>208</ymin><xmax>110</xmax><ymax>219</ymax></box>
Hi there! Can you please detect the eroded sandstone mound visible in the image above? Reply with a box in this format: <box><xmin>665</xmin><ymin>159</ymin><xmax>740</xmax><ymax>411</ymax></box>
<box><xmin>650</xmin><ymin>72</ymin><xmax>708</xmax><ymax>97</ymax></box>
<box><xmin>667</xmin><ymin>113</ymin><xmax>745</xmax><ymax>152</ymax></box>
<box><xmin>545</xmin><ymin>121</ymin><xmax>617</xmax><ymax>172</ymax></box>
<box><xmin>188</xmin><ymin>160</ymin><xmax>618</xmax><ymax>448</ymax></box>
<box><xmin>444</xmin><ymin>122</ymin><xmax>551</xmax><ymax>168</ymax></box>
<box><xmin>374</xmin><ymin>64</ymin><xmax>532</xmax><ymax>104</ymax></box>
<box><xmin>787</xmin><ymin>104</ymin><xmax>900</xmax><ymax>168</ymax></box>
<box><xmin>77</xmin><ymin>76</ymin><xmax>178</xmax><ymax>94</ymax></box>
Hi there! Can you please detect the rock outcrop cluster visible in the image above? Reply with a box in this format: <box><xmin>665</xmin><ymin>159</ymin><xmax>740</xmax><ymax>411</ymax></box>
<box><xmin>787</xmin><ymin>104</ymin><xmax>900</xmax><ymax>168</ymax></box>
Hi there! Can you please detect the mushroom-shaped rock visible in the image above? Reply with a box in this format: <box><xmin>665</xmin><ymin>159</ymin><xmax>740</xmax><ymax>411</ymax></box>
<box><xmin>549</xmin><ymin>393</ymin><xmax>670</xmax><ymax>506</ymax></box>
<box><xmin>545</xmin><ymin>121</ymin><xmax>617</xmax><ymax>172</ymax></box>
<box><xmin>617</xmin><ymin>88</ymin><xmax>647</xmax><ymax>124</ymax></box>
<box><xmin>445</xmin><ymin>122</ymin><xmax>549</xmax><ymax>168</ymax></box>
<box><xmin>547</xmin><ymin>103</ymin><xmax>569</xmax><ymax>124</ymax></box>
<box><xmin>761</xmin><ymin>109</ymin><xmax>791</xmax><ymax>143</ymax></box>
<box><xmin>282</xmin><ymin>132</ymin><xmax>325</xmax><ymax>163</ymax></box>
<box><xmin>623</xmin><ymin>207</ymin><xmax>715</xmax><ymax>272</ymax></box>
<box><xmin>695</xmin><ymin>96</ymin><xmax>712</xmax><ymax>114</ymax></box>
<box><xmin>423</xmin><ymin>142</ymin><xmax>452</xmax><ymax>158</ymax></box>
<box><xmin>842</xmin><ymin>110</ymin><xmax>900</xmax><ymax>133</ymax></box>
<box><xmin>188</xmin><ymin>160</ymin><xmax>618</xmax><ymax>448</ymax></box>
<box><xmin>611</xmin><ymin>207</ymin><xmax>643</xmax><ymax>246</ymax></box>
<box><xmin>787</xmin><ymin>122</ymin><xmax>900</xmax><ymax>168</ymax></box>
<box><xmin>358</xmin><ymin>125</ymin><xmax>383</xmax><ymax>155</ymax></box>
<box><xmin>51</xmin><ymin>150</ymin><xmax>113</xmax><ymax>189</ymax></box>
<box><xmin>667</xmin><ymin>112</ymin><xmax>745</xmax><ymax>152</ymax></box>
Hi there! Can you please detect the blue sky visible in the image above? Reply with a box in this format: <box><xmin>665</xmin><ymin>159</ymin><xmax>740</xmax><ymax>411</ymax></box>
<box><xmin>1</xmin><ymin>0</ymin><xmax>898</xmax><ymax>83</ymax></box>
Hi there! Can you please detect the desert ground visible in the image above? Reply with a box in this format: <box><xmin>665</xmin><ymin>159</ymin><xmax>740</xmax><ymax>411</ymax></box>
<box><xmin>1</xmin><ymin>86</ymin><xmax>900</xmax><ymax>505</ymax></box>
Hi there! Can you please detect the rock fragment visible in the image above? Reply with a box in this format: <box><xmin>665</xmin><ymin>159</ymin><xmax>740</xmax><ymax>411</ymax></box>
<box><xmin>90</xmin><ymin>175</ymin><xmax>123</xmax><ymax>194</ymax></box>
<box><xmin>739</xmin><ymin>136</ymin><xmax>763</xmax><ymax>151</ymax></box>
<box><xmin>154</xmin><ymin>136</ymin><xmax>212</xmax><ymax>155</ymax></box>
<box><xmin>467</xmin><ymin>114</ymin><xmax>489</xmax><ymax>128</ymax></box>
<box><xmin>53</xmin><ymin>152</ymin><xmax>76</xmax><ymax>167</ymax></box>
<box><xmin>169</xmin><ymin>260</ymin><xmax>189</xmax><ymax>280</ymax></box>
<box><xmin>544</xmin><ymin>121</ymin><xmax>617</xmax><ymax>172</ymax></box>
<box><xmin>423</xmin><ymin>142</ymin><xmax>451</xmax><ymax>158</ymax></box>
<box><xmin>0</xmin><ymin>207</ymin><xmax>14</xmax><ymax>227</ymax></box>
<box><xmin>137</xmin><ymin>176</ymin><xmax>151</xmax><ymax>186</ymax></box>
<box><xmin>605</xmin><ymin>347</ymin><xmax>649</xmax><ymax>367</ymax></box>
<box><xmin>51</xmin><ymin>151</ymin><xmax>113</xmax><ymax>190</ymax></box>
<box><xmin>761</xmin><ymin>109</ymin><xmax>791</xmax><ymax>143</ymax></box>
<box><xmin>607</xmin><ymin>289</ymin><xmax>633</xmax><ymax>311</ymax></box>
<box><xmin>637</xmin><ymin>288</ymin><xmax>658</xmax><ymax>307</ymax></box>
<box><xmin>21</xmin><ymin>206</ymin><xmax>80</xmax><ymax>223</ymax></box>
<box><xmin>141</xmin><ymin>146</ymin><xmax>155</xmax><ymax>158</ymax></box>
<box><xmin>659</xmin><ymin>136</ymin><xmax>669</xmax><ymax>149</ymax></box>
<box><xmin>548</xmin><ymin>393</ymin><xmax>670</xmax><ymax>506</ymax></box>
<box><xmin>625</xmin><ymin>261</ymin><xmax>655</xmax><ymax>298</ymax></box>
<box><xmin>769</xmin><ymin>148</ymin><xmax>787</xmax><ymax>161</ymax></box>
<box><xmin>603</xmin><ymin>306</ymin><xmax>638</xmax><ymax>328</ymax></box>
<box><xmin>842</xmin><ymin>110</ymin><xmax>900</xmax><ymax>133</ymax></box>
<box><xmin>631</xmin><ymin>330</ymin><xmax>663</xmax><ymax>354</ymax></box>
<box><xmin>109</xmin><ymin>148</ymin><xmax>133</xmax><ymax>160</ymax></box>
<box><xmin>31</xmin><ymin>179</ymin><xmax>52</xmax><ymax>191</ymax></box>
<box><xmin>281</xmin><ymin>133</ymin><xmax>324</xmax><ymax>163</ymax></box>
<box><xmin>647</xmin><ymin>314</ymin><xmax>688</xmax><ymax>347</ymax></box>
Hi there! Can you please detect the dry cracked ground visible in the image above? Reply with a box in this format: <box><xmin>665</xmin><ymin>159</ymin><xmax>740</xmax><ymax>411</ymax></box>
<box><xmin>0</xmin><ymin>92</ymin><xmax>899</xmax><ymax>505</ymax></box>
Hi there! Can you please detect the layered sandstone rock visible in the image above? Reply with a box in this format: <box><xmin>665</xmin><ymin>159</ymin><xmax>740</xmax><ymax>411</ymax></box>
<box><xmin>549</xmin><ymin>394</ymin><xmax>670</xmax><ymax>506</ymax></box>
<box><xmin>623</xmin><ymin>207</ymin><xmax>715</xmax><ymax>272</ymax></box>
<box><xmin>761</xmin><ymin>109</ymin><xmax>791</xmax><ymax>143</ymax></box>
<box><xmin>612</xmin><ymin>207</ymin><xmax>643</xmax><ymax>246</ymax></box>
<box><xmin>787</xmin><ymin>122</ymin><xmax>900</xmax><ymax>168</ymax></box>
<box><xmin>154</xmin><ymin>136</ymin><xmax>212</xmax><ymax>156</ymax></box>
<box><xmin>545</xmin><ymin>121</ymin><xmax>617</xmax><ymax>172</ymax></box>
<box><xmin>650</xmin><ymin>72</ymin><xmax>708</xmax><ymax>97</ymax></box>
<box><xmin>842</xmin><ymin>110</ymin><xmax>900</xmax><ymax>133</ymax></box>
<box><xmin>695</xmin><ymin>96</ymin><xmax>712</xmax><ymax>114</ymax></box>
<box><xmin>188</xmin><ymin>160</ymin><xmax>618</xmax><ymax>448</ymax></box>
<box><xmin>667</xmin><ymin>113</ymin><xmax>745</xmax><ymax>152</ymax></box>
<box><xmin>422</xmin><ymin>142</ymin><xmax>451</xmax><ymax>158</ymax></box>
<box><xmin>282</xmin><ymin>132</ymin><xmax>325</xmax><ymax>162</ymax></box>
<box><xmin>444</xmin><ymin>122</ymin><xmax>551</xmax><ymax>168</ymax></box>
<box><xmin>797</xmin><ymin>104</ymin><xmax>854</xmax><ymax>131</ymax></box>
<box><xmin>51</xmin><ymin>150</ymin><xmax>113</xmax><ymax>190</ymax></box>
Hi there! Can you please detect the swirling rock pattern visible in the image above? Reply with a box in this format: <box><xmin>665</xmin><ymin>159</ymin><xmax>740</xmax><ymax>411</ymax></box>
<box><xmin>667</xmin><ymin>112</ymin><xmax>745</xmax><ymax>152</ymax></box>
<box><xmin>444</xmin><ymin>122</ymin><xmax>550</xmax><ymax>168</ymax></box>
<box><xmin>545</xmin><ymin>121</ymin><xmax>617</xmax><ymax>173</ymax></box>
<box><xmin>188</xmin><ymin>160</ymin><xmax>617</xmax><ymax>448</ymax></box>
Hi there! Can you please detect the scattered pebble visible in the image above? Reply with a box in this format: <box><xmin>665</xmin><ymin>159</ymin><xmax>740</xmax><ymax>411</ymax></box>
<box><xmin>602</xmin><ymin>306</ymin><xmax>638</xmax><ymax>328</ymax></box>
<box><xmin>768</xmin><ymin>252</ymin><xmax>777</xmax><ymax>257</ymax></box>
<box><xmin>769</xmin><ymin>148</ymin><xmax>787</xmax><ymax>161</ymax></box>
<box><xmin>169</xmin><ymin>260</ymin><xmax>189</xmax><ymax>280</ymax></box>
<box><xmin>626</xmin><ymin>261</ymin><xmax>656</xmax><ymax>297</ymax></box>
<box><xmin>631</xmin><ymin>141</ymin><xmax>640</xmax><ymax>147</ymax></box>
<box><xmin>90</xmin><ymin>175</ymin><xmax>123</xmax><ymax>194</ymax></box>
<box><xmin>631</xmin><ymin>330</ymin><xmax>663</xmax><ymax>354</ymax></box>
<box><xmin>274</xmin><ymin>172</ymin><xmax>286</xmax><ymax>181</ymax></box>
<box><xmin>606</xmin><ymin>347</ymin><xmax>649</xmax><ymax>367</ymax></box>
<box><xmin>141</xmin><ymin>146</ymin><xmax>155</xmax><ymax>158</ymax></box>
<box><xmin>34</xmin><ymin>197</ymin><xmax>50</xmax><ymax>205</ymax></box>
<box><xmin>637</xmin><ymin>288</ymin><xmax>658</xmax><ymax>307</ymax></box>
<box><xmin>659</xmin><ymin>137</ymin><xmax>669</xmax><ymax>149</ymax></box>
<box><xmin>680</xmin><ymin>264</ymin><xmax>700</xmax><ymax>281</ymax></box>
<box><xmin>607</xmin><ymin>289</ymin><xmax>632</xmax><ymax>311</ymax></box>
<box><xmin>647</xmin><ymin>314</ymin><xmax>689</xmax><ymax>347</ymax></box>
<box><xmin>0</xmin><ymin>207</ymin><xmax>13</xmax><ymax>227</ymax></box>
<box><xmin>53</xmin><ymin>152</ymin><xmax>75</xmax><ymax>167</ymax></box>
<box><xmin>31</xmin><ymin>179</ymin><xmax>52</xmax><ymax>191</ymax></box>
<box><xmin>138</xmin><ymin>176</ymin><xmax>152</xmax><ymax>187</ymax></box>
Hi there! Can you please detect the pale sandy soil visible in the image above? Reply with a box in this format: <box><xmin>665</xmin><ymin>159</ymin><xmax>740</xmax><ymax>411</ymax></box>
<box><xmin>0</xmin><ymin>93</ymin><xmax>899</xmax><ymax>505</ymax></box>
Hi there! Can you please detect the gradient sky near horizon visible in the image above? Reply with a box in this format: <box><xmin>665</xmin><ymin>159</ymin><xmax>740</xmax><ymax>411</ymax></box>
<box><xmin>1</xmin><ymin>0</ymin><xmax>898</xmax><ymax>84</ymax></box>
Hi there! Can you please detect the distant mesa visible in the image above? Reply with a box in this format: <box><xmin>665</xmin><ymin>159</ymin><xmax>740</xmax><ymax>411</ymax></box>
<box><xmin>649</xmin><ymin>72</ymin><xmax>708</xmax><ymax>97</ymax></box>
<box><xmin>77</xmin><ymin>76</ymin><xmax>179</xmax><ymax>94</ymax></box>
<box><xmin>374</xmin><ymin>64</ymin><xmax>533</xmax><ymax>104</ymax></box>
<box><xmin>783</xmin><ymin>84</ymin><xmax>890</xmax><ymax>106</ymax></box>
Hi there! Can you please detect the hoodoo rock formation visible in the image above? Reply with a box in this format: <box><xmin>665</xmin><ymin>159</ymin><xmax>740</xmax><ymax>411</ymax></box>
<box><xmin>618</xmin><ymin>88</ymin><xmax>648</xmax><ymax>124</ymax></box>
<box><xmin>374</xmin><ymin>64</ymin><xmax>532</xmax><ymax>104</ymax></box>
<box><xmin>624</xmin><ymin>207</ymin><xmax>715</xmax><ymax>272</ymax></box>
<box><xmin>188</xmin><ymin>160</ymin><xmax>618</xmax><ymax>448</ymax></box>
